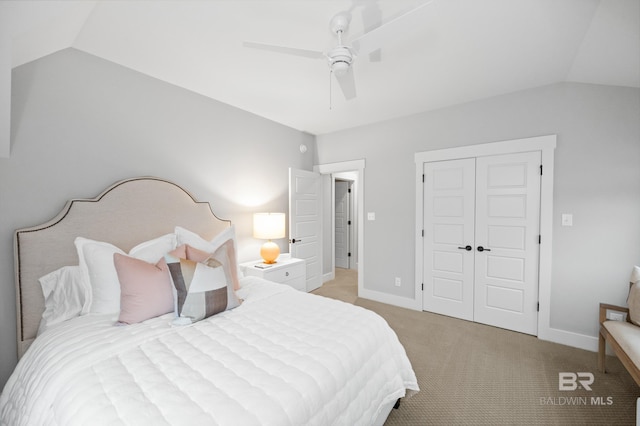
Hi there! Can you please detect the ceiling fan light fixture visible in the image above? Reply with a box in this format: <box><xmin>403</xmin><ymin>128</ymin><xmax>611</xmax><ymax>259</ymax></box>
<box><xmin>331</xmin><ymin>60</ymin><xmax>350</xmax><ymax>75</ymax></box>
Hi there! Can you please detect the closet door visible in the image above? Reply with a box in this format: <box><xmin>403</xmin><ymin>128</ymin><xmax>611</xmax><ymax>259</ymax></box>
<box><xmin>422</xmin><ymin>152</ymin><xmax>541</xmax><ymax>335</ymax></box>
<box><xmin>422</xmin><ymin>159</ymin><xmax>476</xmax><ymax>321</ymax></box>
<box><xmin>474</xmin><ymin>152</ymin><xmax>541</xmax><ymax>335</ymax></box>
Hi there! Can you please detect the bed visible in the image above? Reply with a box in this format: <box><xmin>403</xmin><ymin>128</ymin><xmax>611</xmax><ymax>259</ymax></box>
<box><xmin>1</xmin><ymin>177</ymin><xmax>418</xmax><ymax>425</ymax></box>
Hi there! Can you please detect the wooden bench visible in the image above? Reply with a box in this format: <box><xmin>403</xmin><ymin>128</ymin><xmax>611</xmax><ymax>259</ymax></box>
<box><xmin>598</xmin><ymin>303</ymin><xmax>640</xmax><ymax>386</ymax></box>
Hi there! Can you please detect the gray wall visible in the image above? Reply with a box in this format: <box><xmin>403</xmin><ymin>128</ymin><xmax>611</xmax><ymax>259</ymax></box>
<box><xmin>0</xmin><ymin>48</ymin><xmax>315</xmax><ymax>389</ymax></box>
<box><xmin>317</xmin><ymin>82</ymin><xmax>640</xmax><ymax>340</ymax></box>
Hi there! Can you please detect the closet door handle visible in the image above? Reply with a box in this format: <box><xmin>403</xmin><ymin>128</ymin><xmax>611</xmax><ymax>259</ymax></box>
<box><xmin>477</xmin><ymin>246</ymin><xmax>491</xmax><ymax>252</ymax></box>
<box><xmin>458</xmin><ymin>245</ymin><xmax>472</xmax><ymax>251</ymax></box>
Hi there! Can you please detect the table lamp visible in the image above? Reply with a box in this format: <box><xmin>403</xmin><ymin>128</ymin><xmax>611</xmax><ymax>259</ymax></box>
<box><xmin>253</xmin><ymin>212</ymin><xmax>286</xmax><ymax>264</ymax></box>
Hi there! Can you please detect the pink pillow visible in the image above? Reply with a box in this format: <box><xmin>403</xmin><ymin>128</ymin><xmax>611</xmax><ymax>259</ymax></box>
<box><xmin>113</xmin><ymin>253</ymin><xmax>175</xmax><ymax>324</ymax></box>
<box><xmin>169</xmin><ymin>244</ymin><xmax>210</xmax><ymax>263</ymax></box>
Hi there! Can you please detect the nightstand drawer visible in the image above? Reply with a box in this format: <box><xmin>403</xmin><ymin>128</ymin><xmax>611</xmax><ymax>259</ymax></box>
<box><xmin>240</xmin><ymin>257</ymin><xmax>307</xmax><ymax>291</ymax></box>
<box><xmin>262</xmin><ymin>262</ymin><xmax>305</xmax><ymax>283</ymax></box>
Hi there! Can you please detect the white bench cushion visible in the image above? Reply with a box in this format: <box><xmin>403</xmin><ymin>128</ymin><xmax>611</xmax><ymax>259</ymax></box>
<box><xmin>603</xmin><ymin>320</ymin><xmax>640</xmax><ymax>370</ymax></box>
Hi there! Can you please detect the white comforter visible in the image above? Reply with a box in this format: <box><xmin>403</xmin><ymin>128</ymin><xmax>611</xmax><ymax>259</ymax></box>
<box><xmin>1</xmin><ymin>277</ymin><xmax>418</xmax><ymax>426</ymax></box>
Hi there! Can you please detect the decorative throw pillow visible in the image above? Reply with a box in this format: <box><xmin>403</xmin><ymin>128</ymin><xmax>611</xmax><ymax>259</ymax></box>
<box><xmin>113</xmin><ymin>253</ymin><xmax>175</xmax><ymax>325</ymax></box>
<box><xmin>627</xmin><ymin>266</ymin><xmax>640</xmax><ymax>326</ymax></box>
<box><xmin>165</xmin><ymin>243</ymin><xmax>240</xmax><ymax>323</ymax></box>
<box><xmin>38</xmin><ymin>266</ymin><xmax>88</xmax><ymax>334</ymax></box>
<box><xmin>175</xmin><ymin>226</ymin><xmax>241</xmax><ymax>290</ymax></box>
<box><xmin>75</xmin><ymin>234</ymin><xmax>176</xmax><ymax>314</ymax></box>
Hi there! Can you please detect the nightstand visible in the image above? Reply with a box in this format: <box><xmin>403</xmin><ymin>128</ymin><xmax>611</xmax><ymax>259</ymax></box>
<box><xmin>240</xmin><ymin>255</ymin><xmax>307</xmax><ymax>291</ymax></box>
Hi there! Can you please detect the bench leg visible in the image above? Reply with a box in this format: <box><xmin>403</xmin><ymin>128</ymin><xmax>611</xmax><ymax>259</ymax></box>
<box><xmin>598</xmin><ymin>330</ymin><xmax>606</xmax><ymax>373</ymax></box>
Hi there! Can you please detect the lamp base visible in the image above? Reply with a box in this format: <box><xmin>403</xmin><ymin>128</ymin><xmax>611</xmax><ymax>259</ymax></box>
<box><xmin>260</xmin><ymin>241</ymin><xmax>280</xmax><ymax>264</ymax></box>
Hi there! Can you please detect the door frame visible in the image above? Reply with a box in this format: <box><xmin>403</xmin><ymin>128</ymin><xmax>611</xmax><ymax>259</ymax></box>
<box><xmin>316</xmin><ymin>159</ymin><xmax>365</xmax><ymax>296</ymax></box>
<box><xmin>415</xmin><ymin>135</ymin><xmax>557</xmax><ymax>340</ymax></box>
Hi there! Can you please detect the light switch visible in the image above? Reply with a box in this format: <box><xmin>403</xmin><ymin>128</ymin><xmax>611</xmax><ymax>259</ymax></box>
<box><xmin>561</xmin><ymin>214</ymin><xmax>573</xmax><ymax>227</ymax></box>
<box><xmin>367</xmin><ymin>212</ymin><xmax>376</xmax><ymax>221</ymax></box>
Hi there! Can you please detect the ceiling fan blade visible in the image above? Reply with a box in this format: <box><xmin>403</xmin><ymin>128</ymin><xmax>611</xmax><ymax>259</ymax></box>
<box><xmin>350</xmin><ymin>0</ymin><xmax>434</xmax><ymax>57</ymax></box>
<box><xmin>243</xmin><ymin>41</ymin><xmax>325</xmax><ymax>60</ymax></box>
<box><xmin>334</xmin><ymin>68</ymin><xmax>357</xmax><ymax>100</ymax></box>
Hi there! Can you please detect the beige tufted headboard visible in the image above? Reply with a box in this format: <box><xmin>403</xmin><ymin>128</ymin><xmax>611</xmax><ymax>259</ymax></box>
<box><xmin>14</xmin><ymin>177</ymin><xmax>230</xmax><ymax>358</ymax></box>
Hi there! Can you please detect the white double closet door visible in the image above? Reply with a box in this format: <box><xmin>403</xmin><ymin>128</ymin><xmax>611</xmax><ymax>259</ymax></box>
<box><xmin>423</xmin><ymin>151</ymin><xmax>541</xmax><ymax>335</ymax></box>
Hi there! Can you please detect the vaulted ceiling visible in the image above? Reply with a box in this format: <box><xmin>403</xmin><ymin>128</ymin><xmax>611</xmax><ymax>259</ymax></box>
<box><xmin>1</xmin><ymin>0</ymin><xmax>639</xmax><ymax>152</ymax></box>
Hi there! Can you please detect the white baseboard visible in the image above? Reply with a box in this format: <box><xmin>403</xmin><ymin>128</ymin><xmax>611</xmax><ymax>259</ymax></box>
<box><xmin>358</xmin><ymin>288</ymin><xmax>421</xmax><ymax>311</ymax></box>
<box><xmin>323</xmin><ymin>272</ymin><xmax>334</xmax><ymax>283</ymax></box>
<box><xmin>360</xmin><ymin>290</ymin><xmax>602</xmax><ymax>353</ymax></box>
<box><xmin>538</xmin><ymin>326</ymin><xmax>599</xmax><ymax>352</ymax></box>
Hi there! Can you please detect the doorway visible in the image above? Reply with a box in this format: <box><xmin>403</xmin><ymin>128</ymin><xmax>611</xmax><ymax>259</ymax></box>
<box><xmin>334</xmin><ymin>176</ymin><xmax>357</xmax><ymax>271</ymax></box>
<box><xmin>316</xmin><ymin>160</ymin><xmax>365</xmax><ymax>296</ymax></box>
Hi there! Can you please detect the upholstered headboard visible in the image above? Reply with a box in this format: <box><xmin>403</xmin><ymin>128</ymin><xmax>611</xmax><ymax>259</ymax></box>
<box><xmin>14</xmin><ymin>177</ymin><xmax>230</xmax><ymax>358</ymax></box>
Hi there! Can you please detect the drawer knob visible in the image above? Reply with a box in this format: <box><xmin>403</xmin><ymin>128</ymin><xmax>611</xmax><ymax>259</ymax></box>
<box><xmin>285</xmin><ymin>272</ymin><xmax>289</xmax><ymax>276</ymax></box>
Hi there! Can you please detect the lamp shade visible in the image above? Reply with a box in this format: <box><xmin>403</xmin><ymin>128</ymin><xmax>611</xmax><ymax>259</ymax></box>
<box><xmin>253</xmin><ymin>213</ymin><xmax>285</xmax><ymax>240</ymax></box>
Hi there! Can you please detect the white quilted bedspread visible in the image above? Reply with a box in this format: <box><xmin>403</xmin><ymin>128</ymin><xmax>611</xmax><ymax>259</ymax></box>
<box><xmin>1</xmin><ymin>277</ymin><xmax>418</xmax><ymax>426</ymax></box>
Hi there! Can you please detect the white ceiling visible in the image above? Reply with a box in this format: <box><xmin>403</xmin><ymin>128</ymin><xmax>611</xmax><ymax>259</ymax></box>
<box><xmin>2</xmin><ymin>0</ymin><xmax>639</xmax><ymax>136</ymax></box>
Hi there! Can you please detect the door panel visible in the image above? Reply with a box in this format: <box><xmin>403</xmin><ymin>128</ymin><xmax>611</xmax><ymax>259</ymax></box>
<box><xmin>423</xmin><ymin>159</ymin><xmax>475</xmax><ymax>321</ymax></box>
<box><xmin>433</xmin><ymin>277</ymin><xmax>464</xmax><ymax>301</ymax></box>
<box><xmin>474</xmin><ymin>151</ymin><xmax>541</xmax><ymax>335</ymax></box>
<box><xmin>485</xmin><ymin>285</ymin><xmax>524</xmax><ymax>312</ymax></box>
<box><xmin>289</xmin><ymin>168</ymin><xmax>322</xmax><ymax>292</ymax></box>
<box><xmin>335</xmin><ymin>181</ymin><xmax>349</xmax><ymax>269</ymax></box>
<box><xmin>487</xmin><ymin>195</ymin><xmax>527</xmax><ymax>217</ymax></box>
<box><xmin>487</xmin><ymin>225</ymin><xmax>526</xmax><ymax>249</ymax></box>
<box><xmin>433</xmin><ymin>251</ymin><xmax>464</xmax><ymax>273</ymax></box>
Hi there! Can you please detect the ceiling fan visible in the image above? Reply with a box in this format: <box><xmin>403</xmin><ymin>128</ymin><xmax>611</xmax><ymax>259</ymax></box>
<box><xmin>243</xmin><ymin>1</ymin><xmax>433</xmax><ymax>102</ymax></box>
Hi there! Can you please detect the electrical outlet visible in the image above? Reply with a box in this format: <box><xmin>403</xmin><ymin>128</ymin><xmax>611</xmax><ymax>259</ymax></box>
<box><xmin>607</xmin><ymin>311</ymin><xmax>625</xmax><ymax>321</ymax></box>
<box><xmin>395</xmin><ymin>277</ymin><xmax>401</xmax><ymax>287</ymax></box>
<box><xmin>368</xmin><ymin>212</ymin><xmax>376</xmax><ymax>221</ymax></box>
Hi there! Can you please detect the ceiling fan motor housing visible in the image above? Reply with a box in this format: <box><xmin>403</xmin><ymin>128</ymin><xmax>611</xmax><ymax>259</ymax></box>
<box><xmin>330</xmin><ymin>12</ymin><xmax>351</xmax><ymax>35</ymax></box>
<box><xmin>328</xmin><ymin>45</ymin><xmax>353</xmax><ymax>75</ymax></box>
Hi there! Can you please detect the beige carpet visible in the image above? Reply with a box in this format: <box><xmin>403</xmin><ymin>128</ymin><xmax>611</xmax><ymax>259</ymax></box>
<box><xmin>313</xmin><ymin>269</ymin><xmax>639</xmax><ymax>425</ymax></box>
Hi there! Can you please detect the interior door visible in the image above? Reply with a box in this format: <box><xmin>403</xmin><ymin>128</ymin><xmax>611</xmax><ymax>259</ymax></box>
<box><xmin>423</xmin><ymin>159</ymin><xmax>476</xmax><ymax>321</ymax></box>
<box><xmin>289</xmin><ymin>168</ymin><xmax>322</xmax><ymax>292</ymax></box>
<box><xmin>335</xmin><ymin>180</ymin><xmax>350</xmax><ymax>269</ymax></box>
<box><xmin>473</xmin><ymin>151</ymin><xmax>541</xmax><ymax>335</ymax></box>
<box><xmin>422</xmin><ymin>152</ymin><xmax>541</xmax><ymax>335</ymax></box>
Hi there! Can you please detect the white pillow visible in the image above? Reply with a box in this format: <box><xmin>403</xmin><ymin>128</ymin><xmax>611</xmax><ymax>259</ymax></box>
<box><xmin>175</xmin><ymin>226</ymin><xmax>242</xmax><ymax>287</ymax></box>
<box><xmin>175</xmin><ymin>225</ymin><xmax>236</xmax><ymax>253</ymax></box>
<box><xmin>130</xmin><ymin>233</ymin><xmax>178</xmax><ymax>263</ymax></box>
<box><xmin>38</xmin><ymin>266</ymin><xmax>88</xmax><ymax>334</ymax></box>
<box><xmin>75</xmin><ymin>233</ymin><xmax>177</xmax><ymax>314</ymax></box>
